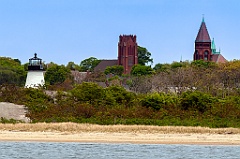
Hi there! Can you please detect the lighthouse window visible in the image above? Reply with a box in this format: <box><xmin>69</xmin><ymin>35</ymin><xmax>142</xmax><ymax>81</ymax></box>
<box><xmin>30</xmin><ymin>60</ymin><xmax>41</xmax><ymax>66</ymax></box>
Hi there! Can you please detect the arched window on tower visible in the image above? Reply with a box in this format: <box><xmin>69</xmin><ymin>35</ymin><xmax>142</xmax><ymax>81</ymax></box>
<box><xmin>204</xmin><ymin>51</ymin><xmax>209</xmax><ymax>60</ymax></box>
<box><xmin>195</xmin><ymin>51</ymin><xmax>199</xmax><ymax>60</ymax></box>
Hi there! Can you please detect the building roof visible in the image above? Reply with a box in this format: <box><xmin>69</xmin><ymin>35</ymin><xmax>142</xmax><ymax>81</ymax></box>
<box><xmin>29</xmin><ymin>53</ymin><xmax>42</xmax><ymax>61</ymax></box>
<box><xmin>212</xmin><ymin>54</ymin><xmax>227</xmax><ymax>63</ymax></box>
<box><xmin>94</xmin><ymin>59</ymin><xmax>118</xmax><ymax>72</ymax></box>
<box><xmin>195</xmin><ymin>18</ymin><xmax>211</xmax><ymax>42</ymax></box>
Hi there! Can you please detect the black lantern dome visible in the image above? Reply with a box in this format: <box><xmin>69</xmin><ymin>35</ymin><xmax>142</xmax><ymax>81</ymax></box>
<box><xmin>28</xmin><ymin>53</ymin><xmax>43</xmax><ymax>70</ymax></box>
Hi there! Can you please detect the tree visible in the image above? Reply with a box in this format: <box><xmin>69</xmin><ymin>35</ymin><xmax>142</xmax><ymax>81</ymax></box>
<box><xmin>45</xmin><ymin>65</ymin><xmax>71</xmax><ymax>85</ymax></box>
<box><xmin>71</xmin><ymin>82</ymin><xmax>104</xmax><ymax>104</ymax></box>
<box><xmin>180</xmin><ymin>91</ymin><xmax>215</xmax><ymax>113</ymax></box>
<box><xmin>0</xmin><ymin>57</ymin><xmax>26</xmax><ymax>86</ymax></box>
<box><xmin>153</xmin><ymin>63</ymin><xmax>171</xmax><ymax>72</ymax></box>
<box><xmin>137</xmin><ymin>46</ymin><xmax>153</xmax><ymax>66</ymax></box>
<box><xmin>191</xmin><ymin>60</ymin><xmax>216</xmax><ymax>68</ymax></box>
<box><xmin>66</xmin><ymin>61</ymin><xmax>81</xmax><ymax>71</ymax></box>
<box><xmin>79</xmin><ymin>57</ymin><xmax>100</xmax><ymax>72</ymax></box>
<box><xmin>171</xmin><ymin>61</ymin><xmax>184</xmax><ymax>69</ymax></box>
<box><xmin>13</xmin><ymin>59</ymin><xmax>21</xmax><ymax>65</ymax></box>
<box><xmin>131</xmin><ymin>64</ymin><xmax>154</xmax><ymax>76</ymax></box>
<box><xmin>104</xmin><ymin>65</ymin><xmax>124</xmax><ymax>76</ymax></box>
<box><xmin>128</xmin><ymin>75</ymin><xmax>152</xmax><ymax>93</ymax></box>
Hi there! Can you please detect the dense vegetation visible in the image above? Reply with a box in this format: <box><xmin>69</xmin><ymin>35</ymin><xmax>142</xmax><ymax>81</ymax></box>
<box><xmin>0</xmin><ymin>80</ymin><xmax>240</xmax><ymax>128</ymax></box>
<box><xmin>0</xmin><ymin>57</ymin><xmax>26</xmax><ymax>86</ymax></box>
<box><xmin>1</xmin><ymin>56</ymin><xmax>240</xmax><ymax>128</ymax></box>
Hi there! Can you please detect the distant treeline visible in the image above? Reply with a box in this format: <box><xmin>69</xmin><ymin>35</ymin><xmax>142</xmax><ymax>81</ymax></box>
<box><xmin>1</xmin><ymin>57</ymin><xmax>240</xmax><ymax>127</ymax></box>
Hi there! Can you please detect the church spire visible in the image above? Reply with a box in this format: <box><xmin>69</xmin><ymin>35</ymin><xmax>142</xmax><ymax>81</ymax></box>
<box><xmin>211</xmin><ymin>38</ymin><xmax>216</xmax><ymax>52</ymax></box>
<box><xmin>202</xmin><ymin>14</ymin><xmax>205</xmax><ymax>23</ymax></box>
<box><xmin>195</xmin><ymin>17</ymin><xmax>211</xmax><ymax>42</ymax></box>
<box><xmin>194</xmin><ymin>17</ymin><xmax>212</xmax><ymax>61</ymax></box>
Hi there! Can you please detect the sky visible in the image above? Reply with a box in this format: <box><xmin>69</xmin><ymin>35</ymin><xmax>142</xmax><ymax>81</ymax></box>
<box><xmin>1</xmin><ymin>0</ymin><xmax>240</xmax><ymax>66</ymax></box>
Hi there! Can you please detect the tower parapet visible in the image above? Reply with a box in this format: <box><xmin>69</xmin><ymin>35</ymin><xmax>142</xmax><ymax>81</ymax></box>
<box><xmin>119</xmin><ymin>35</ymin><xmax>137</xmax><ymax>43</ymax></box>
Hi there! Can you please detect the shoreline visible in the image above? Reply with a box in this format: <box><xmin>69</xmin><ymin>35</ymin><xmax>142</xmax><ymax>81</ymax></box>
<box><xmin>0</xmin><ymin>123</ymin><xmax>240</xmax><ymax>145</ymax></box>
<box><xmin>1</xmin><ymin>131</ymin><xmax>240</xmax><ymax>145</ymax></box>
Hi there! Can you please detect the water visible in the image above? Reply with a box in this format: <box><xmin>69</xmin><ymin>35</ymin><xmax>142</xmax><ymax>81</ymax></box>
<box><xmin>0</xmin><ymin>142</ymin><xmax>239</xmax><ymax>159</ymax></box>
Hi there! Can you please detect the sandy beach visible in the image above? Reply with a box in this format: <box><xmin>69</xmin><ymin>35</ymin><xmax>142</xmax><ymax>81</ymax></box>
<box><xmin>0</xmin><ymin>123</ymin><xmax>240</xmax><ymax>145</ymax></box>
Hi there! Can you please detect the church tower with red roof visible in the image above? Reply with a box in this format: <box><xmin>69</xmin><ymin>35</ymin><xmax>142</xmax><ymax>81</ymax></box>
<box><xmin>194</xmin><ymin>17</ymin><xmax>213</xmax><ymax>61</ymax></box>
<box><xmin>194</xmin><ymin>17</ymin><xmax>227</xmax><ymax>63</ymax></box>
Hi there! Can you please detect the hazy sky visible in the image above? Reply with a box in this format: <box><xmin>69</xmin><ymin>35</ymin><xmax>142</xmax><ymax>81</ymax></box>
<box><xmin>1</xmin><ymin>0</ymin><xmax>240</xmax><ymax>65</ymax></box>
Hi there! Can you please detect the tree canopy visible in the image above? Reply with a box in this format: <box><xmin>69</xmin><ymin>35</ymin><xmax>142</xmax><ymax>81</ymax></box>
<box><xmin>79</xmin><ymin>57</ymin><xmax>100</xmax><ymax>72</ymax></box>
<box><xmin>44</xmin><ymin>64</ymin><xmax>72</xmax><ymax>85</ymax></box>
<box><xmin>131</xmin><ymin>64</ymin><xmax>154</xmax><ymax>76</ymax></box>
<box><xmin>137</xmin><ymin>46</ymin><xmax>153</xmax><ymax>66</ymax></box>
<box><xmin>191</xmin><ymin>60</ymin><xmax>216</xmax><ymax>68</ymax></box>
<box><xmin>104</xmin><ymin>65</ymin><xmax>124</xmax><ymax>76</ymax></box>
<box><xmin>0</xmin><ymin>57</ymin><xmax>26</xmax><ymax>86</ymax></box>
<box><xmin>66</xmin><ymin>61</ymin><xmax>81</xmax><ymax>71</ymax></box>
<box><xmin>153</xmin><ymin>63</ymin><xmax>171</xmax><ymax>72</ymax></box>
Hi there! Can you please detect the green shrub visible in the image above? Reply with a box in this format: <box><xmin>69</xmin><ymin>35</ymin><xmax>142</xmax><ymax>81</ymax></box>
<box><xmin>104</xmin><ymin>65</ymin><xmax>124</xmax><ymax>76</ymax></box>
<box><xmin>104</xmin><ymin>86</ymin><xmax>135</xmax><ymax>107</ymax></box>
<box><xmin>0</xmin><ymin>117</ymin><xmax>23</xmax><ymax>124</ymax></box>
<box><xmin>180</xmin><ymin>91</ymin><xmax>215</xmax><ymax>113</ymax></box>
<box><xmin>45</xmin><ymin>65</ymin><xmax>71</xmax><ymax>85</ymax></box>
<box><xmin>24</xmin><ymin>88</ymin><xmax>53</xmax><ymax>113</ymax></box>
<box><xmin>75</xmin><ymin>103</ymin><xmax>96</xmax><ymax>118</ymax></box>
<box><xmin>70</xmin><ymin>82</ymin><xmax>104</xmax><ymax>105</ymax></box>
<box><xmin>0</xmin><ymin>84</ymin><xmax>24</xmax><ymax>104</ymax></box>
<box><xmin>142</xmin><ymin>92</ymin><xmax>176</xmax><ymax>110</ymax></box>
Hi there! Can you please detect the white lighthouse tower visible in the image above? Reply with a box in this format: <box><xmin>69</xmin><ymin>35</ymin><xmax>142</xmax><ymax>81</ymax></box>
<box><xmin>25</xmin><ymin>53</ymin><xmax>45</xmax><ymax>88</ymax></box>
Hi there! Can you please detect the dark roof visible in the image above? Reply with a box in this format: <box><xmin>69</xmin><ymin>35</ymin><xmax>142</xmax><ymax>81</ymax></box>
<box><xmin>29</xmin><ymin>53</ymin><xmax>42</xmax><ymax>60</ymax></box>
<box><xmin>212</xmin><ymin>54</ymin><xmax>227</xmax><ymax>63</ymax></box>
<box><xmin>195</xmin><ymin>20</ymin><xmax>211</xmax><ymax>42</ymax></box>
<box><xmin>94</xmin><ymin>60</ymin><xmax>118</xmax><ymax>72</ymax></box>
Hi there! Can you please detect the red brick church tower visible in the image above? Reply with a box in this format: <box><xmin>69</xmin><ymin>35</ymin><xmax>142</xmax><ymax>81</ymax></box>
<box><xmin>118</xmin><ymin>35</ymin><xmax>138</xmax><ymax>74</ymax></box>
<box><xmin>194</xmin><ymin>18</ymin><xmax>213</xmax><ymax>61</ymax></box>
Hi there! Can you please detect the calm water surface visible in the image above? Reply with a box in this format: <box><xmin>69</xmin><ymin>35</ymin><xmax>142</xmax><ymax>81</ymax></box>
<box><xmin>0</xmin><ymin>142</ymin><xmax>239</xmax><ymax>159</ymax></box>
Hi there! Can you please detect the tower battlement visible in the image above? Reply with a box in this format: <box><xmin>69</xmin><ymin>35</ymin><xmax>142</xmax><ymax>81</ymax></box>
<box><xmin>119</xmin><ymin>35</ymin><xmax>137</xmax><ymax>43</ymax></box>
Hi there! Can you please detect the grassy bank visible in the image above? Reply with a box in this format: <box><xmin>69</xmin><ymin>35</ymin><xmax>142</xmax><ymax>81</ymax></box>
<box><xmin>0</xmin><ymin>123</ymin><xmax>240</xmax><ymax>134</ymax></box>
